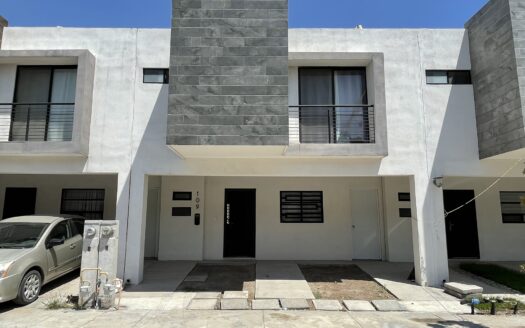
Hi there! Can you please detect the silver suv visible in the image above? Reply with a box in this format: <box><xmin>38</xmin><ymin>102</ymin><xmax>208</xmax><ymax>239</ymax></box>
<box><xmin>0</xmin><ymin>216</ymin><xmax>84</xmax><ymax>305</ymax></box>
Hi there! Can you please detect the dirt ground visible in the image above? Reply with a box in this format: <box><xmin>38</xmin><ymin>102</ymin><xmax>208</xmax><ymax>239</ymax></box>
<box><xmin>299</xmin><ymin>264</ymin><xmax>395</xmax><ymax>301</ymax></box>
<box><xmin>176</xmin><ymin>263</ymin><xmax>256</xmax><ymax>300</ymax></box>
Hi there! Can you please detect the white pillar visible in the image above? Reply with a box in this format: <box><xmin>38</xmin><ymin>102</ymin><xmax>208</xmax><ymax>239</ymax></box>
<box><xmin>122</xmin><ymin>172</ymin><xmax>149</xmax><ymax>284</ymax></box>
<box><xmin>410</xmin><ymin>174</ymin><xmax>449</xmax><ymax>287</ymax></box>
<box><xmin>115</xmin><ymin>172</ymin><xmax>130</xmax><ymax>279</ymax></box>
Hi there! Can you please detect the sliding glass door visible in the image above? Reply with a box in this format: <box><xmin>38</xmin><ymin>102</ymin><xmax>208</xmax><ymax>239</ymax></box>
<box><xmin>10</xmin><ymin>66</ymin><xmax>77</xmax><ymax>141</ymax></box>
<box><xmin>298</xmin><ymin>68</ymin><xmax>369</xmax><ymax>144</ymax></box>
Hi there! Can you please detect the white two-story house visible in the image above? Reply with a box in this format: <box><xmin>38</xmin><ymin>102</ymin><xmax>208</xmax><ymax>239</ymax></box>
<box><xmin>0</xmin><ymin>0</ymin><xmax>524</xmax><ymax>288</ymax></box>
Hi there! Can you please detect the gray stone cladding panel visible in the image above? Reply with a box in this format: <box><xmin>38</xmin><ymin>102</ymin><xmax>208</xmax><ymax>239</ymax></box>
<box><xmin>466</xmin><ymin>0</ymin><xmax>525</xmax><ymax>158</ymax></box>
<box><xmin>168</xmin><ymin>0</ymin><xmax>289</xmax><ymax>146</ymax></box>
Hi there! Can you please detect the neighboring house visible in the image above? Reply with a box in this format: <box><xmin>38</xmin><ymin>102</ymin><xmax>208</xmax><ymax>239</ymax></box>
<box><xmin>0</xmin><ymin>0</ymin><xmax>524</xmax><ymax>288</ymax></box>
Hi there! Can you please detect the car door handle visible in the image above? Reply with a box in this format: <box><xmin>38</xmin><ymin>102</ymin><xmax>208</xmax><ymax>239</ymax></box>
<box><xmin>69</xmin><ymin>244</ymin><xmax>76</xmax><ymax>249</ymax></box>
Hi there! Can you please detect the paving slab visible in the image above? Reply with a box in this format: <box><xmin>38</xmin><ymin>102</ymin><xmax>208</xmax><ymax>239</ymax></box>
<box><xmin>400</xmin><ymin>301</ymin><xmax>447</xmax><ymax>313</ymax></box>
<box><xmin>371</xmin><ymin>300</ymin><xmax>407</xmax><ymax>312</ymax></box>
<box><xmin>438</xmin><ymin>301</ymin><xmax>472</xmax><ymax>314</ymax></box>
<box><xmin>256</xmin><ymin>261</ymin><xmax>315</xmax><ymax>299</ymax></box>
<box><xmin>220</xmin><ymin>298</ymin><xmax>250</xmax><ymax>310</ymax></box>
<box><xmin>193</xmin><ymin>292</ymin><xmax>221</xmax><ymax>299</ymax></box>
<box><xmin>184</xmin><ymin>274</ymin><xmax>208</xmax><ymax>282</ymax></box>
<box><xmin>343</xmin><ymin>300</ymin><xmax>376</xmax><ymax>311</ymax></box>
<box><xmin>222</xmin><ymin>290</ymin><xmax>248</xmax><ymax>299</ymax></box>
<box><xmin>280</xmin><ymin>298</ymin><xmax>310</xmax><ymax>310</ymax></box>
<box><xmin>251</xmin><ymin>299</ymin><xmax>281</xmax><ymax>310</ymax></box>
<box><xmin>312</xmin><ymin>299</ymin><xmax>343</xmax><ymax>311</ymax></box>
<box><xmin>187</xmin><ymin>298</ymin><xmax>219</xmax><ymax>310</ymax></box>
<box><xmin>444</xmin><ymin>282</ymin><xmax>483</xmax><ymax>296</ymax></box>
<box><xmin>124</xmin><ymin>261</ymin><xmax>196</xmax><ymax>293</ymax></box>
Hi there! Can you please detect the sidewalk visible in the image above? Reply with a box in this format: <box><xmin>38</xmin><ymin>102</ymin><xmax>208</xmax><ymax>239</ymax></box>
<box><xmin>0</xmin><ymin>307</ymin><xmax>523</xmax><ymax>328</ymax></box>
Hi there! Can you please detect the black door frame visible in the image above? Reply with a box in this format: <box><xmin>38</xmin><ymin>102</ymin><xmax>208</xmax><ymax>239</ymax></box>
<box><xmin>223</xmin><ymin>188</ymin><xmax>256</xmax><ymax>258</ymax></box>
<box><xmin>443</xmin><ymin>189</ymin><xmax>481</xmax><ymax>259</ymax></box>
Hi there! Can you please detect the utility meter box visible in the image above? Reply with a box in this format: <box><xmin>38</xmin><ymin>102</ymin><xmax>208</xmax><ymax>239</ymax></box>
<box><xmin>79</xmin><ymin>220</ymin><xmax>119</xmax><ymax>309</ymax></box>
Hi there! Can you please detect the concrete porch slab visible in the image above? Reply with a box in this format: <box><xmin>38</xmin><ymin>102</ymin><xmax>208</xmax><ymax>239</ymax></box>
<box><xmin>251</xmin><ymin>299</ymin><xmax>281</xmax><ymax>310</ymax></box>
<box><xmin>220</xmin><ymin>298</ymin><xmax>250</xmax><ymax>310</ymax></box>
<box><xmin>124</xmin><ymin>261</ymin><xmax>196</xmax><ymax>294</ymax></box>
<box><xmin>280</xmin><ymin>298</ymin><xmax>310</xmax><ymax>310</ymax></box>
<box><xmin>223</xmin><ymin>291</ymin><xmax>249</xmax><ymax>299</ymax></box>
<box><xmin>312</xmin><ymin>300</ymin><xmax>343</xmax><ymax>311</ymax></box>
<box><xmin>399</xmin><ymin>301</ymin><xmax>448</xmax><ymax>313</ymax></box>
<box><xmin>343</xmin><ymin>300</ymin><xmax>376</xmax><ymax>311</ymax></box>
<box><xmin>371</xmin><ymin>300</ymin><xmax>407</xmax><ymax>312</ymax></box>
<box><xmin>187</xmin><ymin>298</ymin><xmax>219</xmax><ymax>310</ymax></box>
<box><xmin>184</xmin><ymin>274</ymin><xmax>208</xmax><ymax>282</ymax></box>
<box><xmin>255</xmin><ymin>261</ymin><xmax>315</xmax><ymax>299</ymax></box>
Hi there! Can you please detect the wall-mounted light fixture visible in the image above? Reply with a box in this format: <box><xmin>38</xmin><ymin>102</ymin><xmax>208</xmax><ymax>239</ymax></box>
<box><xmin>432</xmin><ymin>176</ymin><xmax>444</xmax><ymax>188</ymax></box>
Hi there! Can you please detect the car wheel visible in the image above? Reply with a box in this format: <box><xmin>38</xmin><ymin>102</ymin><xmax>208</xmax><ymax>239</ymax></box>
<box><xmin>14</xmin><ymin>270</ymin><xmax>42</xmax><ymax>305</ymax></box>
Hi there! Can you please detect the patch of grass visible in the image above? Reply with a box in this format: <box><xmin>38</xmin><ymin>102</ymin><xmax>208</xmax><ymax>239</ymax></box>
<box><xmin>460</xmin><ymin>263</ymin><xmax>525</xmax><ymax>293</ymax></box>
<box><xmin>473</xmin><ymin>298</ymin><xmax>525</xmax><ymax>314</ymax></box>
<box><xmin>43</xmin><ymin>294</ymin><xmax>81</xmax><ymax>310</ymax></box>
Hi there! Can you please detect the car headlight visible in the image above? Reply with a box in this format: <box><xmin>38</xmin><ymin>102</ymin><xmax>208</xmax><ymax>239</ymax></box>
<box><xmin>0</xmin><ymin>262</ymin><xmax>14</xmax><ymax>278</ymax></box>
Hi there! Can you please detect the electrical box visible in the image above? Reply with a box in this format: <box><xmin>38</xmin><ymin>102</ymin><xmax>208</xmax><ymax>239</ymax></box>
<box><xmin>79</xmin><ymin>220</ymin><xmax>120</xmax><ymax>309</ymax></box>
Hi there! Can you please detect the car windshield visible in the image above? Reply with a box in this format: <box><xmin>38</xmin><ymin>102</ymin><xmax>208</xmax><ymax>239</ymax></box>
<box><xmin>0</xmin><ymin>223</ymin><xmax>49</xmax><ymax>249</ymax></box>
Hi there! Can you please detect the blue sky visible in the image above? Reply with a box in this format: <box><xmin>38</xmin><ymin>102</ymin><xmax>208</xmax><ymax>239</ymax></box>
<box><xmin>0</xmin><ymin>0</ymin><xmax>488</xmax><ymax>28</ymax></box>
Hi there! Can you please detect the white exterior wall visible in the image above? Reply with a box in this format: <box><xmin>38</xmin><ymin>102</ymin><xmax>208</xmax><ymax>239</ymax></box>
<box><xmin>0</xmin><ymin>174</ymin><xmax>117</xmax><ymax>218</ymax></box>
<box><xmin>1</xmin><ymin>27</ymin><xmax>524</xmax><ymax>285</ymax></box>
<box><xmin>445</xmin><ymin>177</ymin><xmax>525</xmax><ymax>261</ymax></box>
<box><xmin>156</xmin><ymin>176</ymin><xmax>383</xmax><ymax>261</ymax></box>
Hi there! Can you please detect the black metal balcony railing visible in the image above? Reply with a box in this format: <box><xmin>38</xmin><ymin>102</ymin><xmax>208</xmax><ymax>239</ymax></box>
<box><xmin>289</xmin><ymin>105</ymin><xmax>375</xmax><ymax>144</ymax></box>
<box><xmin>0</xmin><ymin>103</ymin><xmax>75</xmax><ymax>142</ymax></box>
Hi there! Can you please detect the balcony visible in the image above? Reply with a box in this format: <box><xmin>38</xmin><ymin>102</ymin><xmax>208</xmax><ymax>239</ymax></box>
<box><xmin>0</xmin><ymin>49</ymin><xmax>95</xmax><ymax>156</ymax></box>
<box><xmin>0</xmin><ymin>102</ymin><xmax>74</xmax><ymax>142</ymax></box>
<box><xmin>289</xmin><ymin>105</ymin><xmax>375</xmax><ymax>144</ymax></box>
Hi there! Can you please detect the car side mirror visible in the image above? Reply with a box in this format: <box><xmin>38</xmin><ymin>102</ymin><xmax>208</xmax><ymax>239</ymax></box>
<box><xmin>46</xmin><ymin>238</ymin><xmax>65</xmax><ymax>249</ymax></box>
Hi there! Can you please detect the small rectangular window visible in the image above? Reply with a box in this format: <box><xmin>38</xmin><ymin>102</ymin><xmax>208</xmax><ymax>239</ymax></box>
<box><xmin>399</xmin><ymin>208</ymin><xmax>412</xmax><ymax>218</ymax></box>
<box><xmin>143</xmin><ymin>68</ymin><xmax>169</xmax><ymax>84</ymax></box>
<box><xmin>398</xmin><ymin>192</ymin><xmax>410</xmax><ymax>202</ymax></box>
<box><xmin>426</xmin><ymin>70</ymin><xmax>471</xmax><ymax>85</ymax></box>
<box><xmin>280</xmin><ymin>191</ymin><xmax>323</xmax><ymax>223</ymax></box>
<box><xmin>172</xmin><ymin>207</ymin><xmax>192</xmax><ymax>217</ymax></box>
<box><xmin>173</xmin><ymin>192</ymin><xmax>192</xmax><ymax>201</ymax></box>
<box><xmin>61</xmin><ymin>189</ymin><xmax>105</xmax><ymax>220</ymax></box>
<box><xmin>500</xmin><ymin>191</ymin><xmax>525</xmax><ymax>223</ymax></box>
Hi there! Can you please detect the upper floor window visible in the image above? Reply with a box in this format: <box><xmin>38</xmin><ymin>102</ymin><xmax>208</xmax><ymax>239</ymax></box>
<box><xmin>426</xmin><ymin>70</ymin><xmax>471</xmax><ymax>85</ymax></box>
<box><xmin>143</xmin><ymin>68</ymin><xmax>169</xmax><ymax>84</ymax></box>
<box><xmin>9</xmin><ymin>66</ymin><xmax>77</xmax><ymax>142</ymax></box>
<box><xmin>499</xmin><ymin>191</ymin><xmax>525</xmax><ymax>223</ymax></box>
<box><xmin>297</xmin><ymin>67</ymin><xmax>373</xmax><ymax>144</ymax></box>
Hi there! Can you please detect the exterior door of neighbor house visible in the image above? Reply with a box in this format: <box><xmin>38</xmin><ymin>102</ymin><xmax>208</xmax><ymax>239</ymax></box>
<box><xmin>351</xmin><ymin>189</ymin><xmax>382</xmax><ymax>260</ymax></box>
<box><xmin>2</xmin><ymin>187</ymin><xmax>37</xmax><ymax>219</ymax></box>
<box><xmin>443</xmin><ymin>190</ymin><xmax>480</xmax><ymax>259</ymax></box>
<box><xmin>223</xmin><ymin>189</ymin><xmax>256</xmax><ymax>258</ymax></box>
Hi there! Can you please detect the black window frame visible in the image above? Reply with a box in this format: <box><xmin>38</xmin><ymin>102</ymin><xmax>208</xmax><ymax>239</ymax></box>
<box><xmin>499</xmin><ymin>191</ymin><xmax>525</xmax><ymax>223</ymax></box>
<box><xmin>425</xmin><ymin>70</ymin><xmax>472</xmax><ymax>85</ymax></box>
<box><xmin>297</xmin><ymin>67</ymin><xmax>371</xmax><ymax>144</ymax></box>
<box><xmin>280</xmin><ymin>191</ymin><xmax>324</xmax><ymax>223</ymax></box>
<box><xmin>10</xmin><ymin>65</ymin><xmax>78</xmax><ymax>142</ymax></box>
<box><xmin>60</xmin><ymin>188</ymin><xmax>105</xmax><ymax>220</ymax></box>
<box><xmin>143</xmin><ymin>68</ymin><xmax>169</xmax><ymax>84</ymax></box>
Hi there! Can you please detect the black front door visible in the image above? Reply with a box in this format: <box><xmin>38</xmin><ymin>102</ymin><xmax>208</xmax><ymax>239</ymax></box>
<box><xmin>223</xmin><ymin>189</ymin><xmax>256</xmax><ymax>258</ymax></box>
<box><xmin>443</xmin><ymin>190</ymin><xmax>480</xmax><ymax>259</ymax></box>
<box><xmin>2</xmin><ymin>187</ymin><xmax>37</xmax><ymax>219</ymax></box>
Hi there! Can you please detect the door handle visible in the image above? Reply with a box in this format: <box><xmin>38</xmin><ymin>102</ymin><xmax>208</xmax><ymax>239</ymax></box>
<box><xmin>226</xmin><ymin>203</ymin><xmax>231</xmax><ymax>225</ymax></box>
<box><xmin>69</xmin><ymin>244</ymin><xmax>76</xmax><ymax>249</ymax></box>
